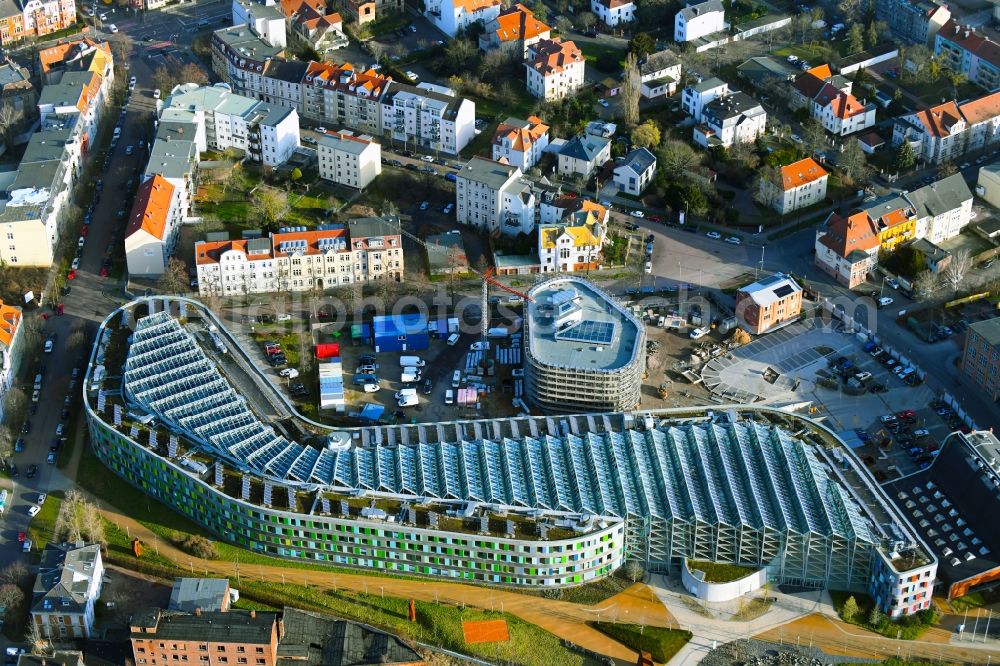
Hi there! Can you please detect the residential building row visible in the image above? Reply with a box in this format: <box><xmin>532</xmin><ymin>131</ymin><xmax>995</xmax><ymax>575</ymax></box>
<box><xmin>814</xmin><ymin>173</ymin><xmax>974</xmax><ymax>287</ymax></box>
<box><xmin>0</xmin><ymin>38</ymin><xmax>114</xmax><ymax>267</ymax></box>
<box><xmin>0</xmin><ymin>0</ymin><xmax>75</xmax><ymax>47</ymax></box>
<box><xmin>0</xmin><ymin>299</ymin><xmax>22</xmax><ymax>422</ymax></box>
<box><xmin>194</xmin><ymin>217</ymin><xmax>403</xmax><ymax>295</ymax></box>
<box><xmin>934</xmin><ymin>19</ymin><xmax>1000</xmax><ymax>92</ymax></box>
<box><xmin>210</xmin><ymin>33</ymin><xmax>478</xmax><ymax>154</ymax></box>
<box><xmin>125</xmin><ymin>83</ymin><xmax>300</xmax><ymax>278</ymax></box>
<box><xmin>874</xmin><ymin>0</ymin><xmax>951</xmax><ymax>45</ymax></box>
<box><xmin>791</xmin><ymin>64</ymin><xmax>876</xmax><ymax>136</ymax></box>
<box><xmin>892</xmin><ymin>90</ymin><xmax>1000</xmax><ymax>164</ymax></box>
<box><xmin>232</xmin><ymin>0</ymin><xmax>348</xmax><ymax>54</ymax></box>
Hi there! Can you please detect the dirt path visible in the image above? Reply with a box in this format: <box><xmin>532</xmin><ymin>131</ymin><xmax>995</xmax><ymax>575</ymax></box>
<box><xmin>754</xmin><ymin>613</ymin><xmax>998</xmax><ymax>663</ymax></box>
<box><xmin>87</xmin><ymin>482</ymin><xmax>675</xmax><ymax>664</ymax></box>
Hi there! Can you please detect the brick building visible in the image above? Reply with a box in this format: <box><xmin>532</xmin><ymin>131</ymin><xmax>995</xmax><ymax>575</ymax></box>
<box><xmin>960</xmin><ymin>317</ymin><xmax>1000</xmax><ymax>401</ymax></box>
<box><xmin>131</xmin><ymin>608</ymin><xmax>279</xmax><ymax>666</ymax></box>
<box><xmin>734</xmin><ymin>273</ymin><xmax>803</xmax><ymax>334</ymax></box>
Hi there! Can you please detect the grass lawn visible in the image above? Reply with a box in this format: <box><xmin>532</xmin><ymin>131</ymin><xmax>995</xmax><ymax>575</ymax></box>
<box><xmin>948</xmin><ymin>591</ymin><xmax>990</xmax><ymax>612</ymax></box>
<box><xmin>592</xmin><ymin>623</ymin><xmax>691</xmax><ymax>663</ymax></box>
<box><xmin>687</xmin><ymin>560</ymin><xmax>758</xmax><ymax>583</ymax></box>
<box><xmin>26</xmin><ymin>490</ymin><xmax>63</xmax><ymax>550</ymax></box>
<box><xmin>469</xmin><ymin>87</ymin><xmax>537</xmax><ymax>121</ymax></box>
<box><xmin>829</xmin><ymin>590</ymin><xmax>938</xmax><ymax>640</ymax></box>
<box><xmin>577</xmin><ymin>41</ymin><xmax>627</xmax><ymax>68</ymax></box>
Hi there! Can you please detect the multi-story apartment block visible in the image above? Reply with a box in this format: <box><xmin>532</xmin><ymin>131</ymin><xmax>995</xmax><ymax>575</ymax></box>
<box><xmin>674</xmin><ymin>0</ymin><xmax>725</xmax><ymax>43</ymax></box>
<box><xmin>693</xmin><ymin>91</ymin><xmax>766</xmax><ymax>148</ymax></box>
<box><xmin>425</xmin><ymin>0</ymin><xmax>501</xmax><ymax>37</ymax></box>
<box><xmin>959</xmin><ymin>90</ymin><xmax>1000</xmax><ymax>152</ymax></box>
<box><xmin>875</xmin><ymin>0</ymin><xmax>950</xmax><ymax>45</ymax></box>
<box><xmin>870</xmin><ymin>550</ymin><xmax>937</xmax><ymax>619</ymax></box>
<box><xmin>124</xmin><ymin>176</ymin><xmax>180</xmax><ymax>278</ymax></box>
<box><xmin>39</xmin><ymin>37</ymin><xmax>113</xmax><ymax>87</ymax></box>
<box><xmin>815</xmin><ymin>210</ymin><xmax>880</xmax><ymax>288</ymax></box>
<box><xmin>257</xmin><ymin>59</ymin><xmax>308</xmax><ymax>113</ymax></box>
<box><xmin>196</xmin><ymin>218</ymin><xmax>402</xmax><ymax>295</ymax></box>
<box><xmin>0</xmin><ymin>299</ymin><xmax>23</xmax><ymax>423</ymax></box>
<box><xmin>0</xmin><ymin>0</ymin><xmax>75</xmax><ymax>46</ymax></box>
<box><xmin>762</xmin><ymin>157</ymin><xmax>828</xmax><ymax>214</ymax></box>
<box><xmin>491</xmin><ymin>116</ymin><xmax>549</xmax><ymax>170</ymax></box>
<box><xmin>893</xmin><ymin>100</ymin><xmax>967</xmax><ymax>165</ymax></box>
<box><xmin>905</xmin><ymin>172</ymin><xmax>974</xmax><ymax>244</ymax></box>
<box><xmin>960</xmin><ymin>317</ymin><xmax>1000</xmax><ymax>401</ymax></box>
<box><xmin>591</xmin><ymin>0</ymin><xmax>634</xmax><ymax>27</ymax></box>
<box><xmin>538</xmin><ymin>205</ymin><xmax>607</xmax><ymax>272</ymax></box>
<box><xmin>813</xmin><ymin>83</ymin><xmax>876</xmax><ymax>136</ymax></box>
<box><xmin>681</xmin><ymin>76</ymin><xmax>728</xmax><ymax>119</ymax></box>
<box><xmin>131</xmin><ymin>609</ymin><xmax>279</xmax><ymax>666</ymax></box>
<box><xmin>210</xmin><ymin>26</ymin><xmax>286</xmax><ymax>99</ymax></box>
<box><xmin>525</xmin><ymin>38</ymin><xmax>585</xmax><ymax>101</ymax></box>
<box><xmin>37</xmin><ymin>71</ymin><xmax>106</xmax><ymax>146</ymax></box>
<box><xmin>557</xmin><ymin>133</ymin><xmax>611</xmax><ymax>178</ymax></box>
<box><xmin>479</xmin><ymin>3</ymin><xmax>550</xmax><ymax>57</ymax></box>
<box><xmin>934</xmin><ymin>20</ymin><xmax>1000</xmax><ymax>92</ymax></box>
<box><xmin>0</xmin><ymin>121</ymin><xmax>83</xmax><ymax>267</ymax></box>
<box><xmin>144</xmin><ymin>119</ymin><xmax>199</xmax><ymax>222</ymax></box>
<box><xmin>302</xmin><ymin>61</ymin><xmax>388</xmax><ymax>136</ymax></box>
<box><xmin>233</xmin><ymin>0</ymin><xmax>288</xmax><ymax>48</ymax></box>
<box><xmin>863</xmin><ymin>195</ymin><xmax>917</xmax><ymax>255</ymax></box>
<box><xmin>162</xmin><ymin>83</ymin><xmax>299</xmax><ymax>166</ymax></box>
<box><xmin>30</xmin><ymin>543</ymin><xmax>104</xmax><ymax>639</ymax></box>
<box><xmin>456</xmin><ymin>156</ymin><xmax>536</xmax><ymax>235</ymax></box>
<box><xmin>735</xmin><ymin>273</ymin><xmax>803</xmax><ymax>335</ymax></box>
<box><xmin>612</xmin><ymin>147</ymin><xmax>656</xmax><ymax>195</ymax></box>
<box><xmin>317</xmin><ymin>130</ymin><xmax>381</xmax><ymax>189</ymax></box>
<box><xmin>639</xmin><ymin>49</ymin><xmax>682</xmax><ymax>98</ymax></box>
<box><xmin>380</xmin><ymin>82</ymin><xmax>475</xmax><ymax>155</ymax></box>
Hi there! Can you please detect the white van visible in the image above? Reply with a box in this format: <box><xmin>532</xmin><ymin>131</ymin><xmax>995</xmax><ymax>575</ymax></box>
<box><xmin>446</xmin><ymin>333</ymin><xmax>460</xmax><ymax>346</ymax></box>
<box><xmin>451</xmin><ymin>370</ymin><xmax>461</xmax><ymax>388</ymax></box>
<box><xmin>397</xmin><ymin>394</ymin><xmax>419</xmax><ymax>407</ymax></box>
<box><xmin>399</xmin><ymin>355</ymin><xmax>426</xmax><ymax>368</ymax></box>
<box><xmin>401</xmin><ymin>367</ymin><xmax>422</xmax><ymax>383</ymax></box>
<box><xmin>445</xmin><ymin>389</ymin><xmax>454</xmax><ymax>404</ymax></box>
<box><xmin>394</xmin><ymin>388</ymin><xmax>417</xmax><ymax>400</ymax></box>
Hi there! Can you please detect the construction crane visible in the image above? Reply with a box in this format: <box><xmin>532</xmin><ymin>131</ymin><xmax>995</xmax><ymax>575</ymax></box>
<box><xmin>394</xmin><ymin>223</ymin><xmax>533</xmax><ymax>341</ymax></box>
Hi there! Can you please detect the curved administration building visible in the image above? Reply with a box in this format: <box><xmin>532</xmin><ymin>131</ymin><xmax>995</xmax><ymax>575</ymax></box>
<box><xmin>84</xmin><ymin>298</ymin><xmax>935</xmax><ymax>615</ymax></box>
<box><xmin>523</xmin><ymin>277</ymin><xmax>645</xmax><ymax>413</ymax></box>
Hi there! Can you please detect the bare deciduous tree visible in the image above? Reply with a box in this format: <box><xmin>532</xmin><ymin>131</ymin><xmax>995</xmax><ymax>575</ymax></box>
<box><xmin>253</xmin><ymin>188</ymin><xmax>288</xmax><ymax>226</ymax></box>
<box><xmin>0</xmin><ymin>561</ymin><xmax>28</xmax><ymax>586</ymax></box>
<box><xmin>619</xmin><ymin>52</ymin><xmax>641</xmax><ymax>127</ymax></box>
<box><xmin>943</xmin><ymin>249</ymin><xmax>972</xmax><ymax>295</ymax></box>
<box><xmin>0</xmin><ymin>583</ymin><xmax>24</xmax><ymax>611</ymax></box>
<box><xmin>158</xmin><ymin>258</ymin><xmax>190</xmax><ymax>295</ymax></box>
<box><xmin>754</xmin><ymin>166</ymin><xmax>782</xmax><ymax>209</ymax></box>
<box><xmin>0</xmin><ymin>103</ymin><xmax>22</xmax><ymax>147</ymax></box>
<box><xmin>624</xmin><ymin>560</ymin><xmax>645</xmax><ymax>583</ymax></box>
<box><xmin>913</xmin><ymin>270</ymin><xmax>940</xmax><ymax>300</ymax></box>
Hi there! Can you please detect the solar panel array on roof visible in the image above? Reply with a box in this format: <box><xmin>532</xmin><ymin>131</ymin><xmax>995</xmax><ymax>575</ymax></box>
<box><xmin>773</xmin><ymin>285</ymin><xmax>794</xmax><ymax>298</ymax></box>
<box><xmin>555</xmin><ymin>320</ymin><xmax>615</xmax><ymax>345</ymax></box>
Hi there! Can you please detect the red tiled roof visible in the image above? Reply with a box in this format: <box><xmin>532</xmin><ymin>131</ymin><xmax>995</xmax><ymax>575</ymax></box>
<box><xmin>272</xmin><ymin>228</ymin><xmax>348</xmax><ymax>258</ymax></box>
<box><xmin>0</xmin><ymin>299</ymin><xmax>21</xmax><ymax>349</ymax></box>
<box><xmin>304</xmin><ymin>61</ymin><xmax>391</xmax><ymax>97</ymax></box>
<box><xmin>492</xmin><ymin>3</ymin><xmax>550</xmax><ymax>42</ymax></box>
<box><xmin>125</xmin><ymin>175</ymin><xmax>175</xmax><ymax>241</ymax></box>
<box><xmin>492</xmin><ymin>115</ymin><xmax>549</xmax><ymax>151</ymax></box>
<box><xmin>959</xmin><ymin>90</ymin><xmax>1000</xmax><ymax>126</ymax></box>
<box><xmin>527</xmin><ymin>39</ymin><xmax>583</xmax><ymax>76</ymax></box>
<box><xmin>779</xmin><ymin>157</ymin><xmax>827</xmax><ymax>191</ymax></box>
<box><xmin>791</xmin><ymin>64</ymin><xmax>832</xmax><ymax>100</ymax></box>
<box><xmin>913</xmin><ymin>100</ymin><xmax>963</xmax><ymax>138</ymax></box>
<box><xmin>820</xmin><ymin>211</ymin><xmax>879</xmax><ymax>258</ymax></box>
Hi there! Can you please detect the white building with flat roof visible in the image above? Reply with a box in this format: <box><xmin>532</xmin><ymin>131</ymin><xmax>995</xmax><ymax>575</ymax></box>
<box><xmin>455</xmin><ymin>156</ymin><xmax>536</xmax><ymax>235</ymax></box>
<box><xmin>380</xmin><ymin>83</ymin><xmax>475</xmax><ymax>155</ymax></box>
<box><xmin>317</xmin><ymin>131</ymin><xmax>381</xmax><ymax>189</ymax></box>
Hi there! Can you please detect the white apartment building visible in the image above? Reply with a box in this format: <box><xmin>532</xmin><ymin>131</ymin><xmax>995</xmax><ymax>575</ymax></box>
<box><xmin>196</xmin><ymin>218</ymin><xmax>403</xmax><ymax>295</ymax></box>
<box><xmin>613</xmin><ymin>147</ymin><xmax>657</xmax><ymax>195</ymax></box>
<box><xmin>258</xmin><ymin>60</ymin><xmax>309</xmax><ymax>114</ymax></box>
<box><xmin>456</xmin><ymin>156</ymin><xmax>536</xmax><ymax>236</ymax></box>
<box><xmin>763</xmin><ymin>157</ymin><xmax>828</xmax><ymax>214</ymax></box>
<box><xmin>0</xmin><ymin>122</ymin><xmax>83</xmax><ymax>267</ymax></box>
<box><xmin>491</xmin><ymin>116</ymin><xmax>549</xmax><ymax>170</ymax></box>
<box><xmin>232</xmin><ymin>0</ymin><xmax>288</xmax><ymax>48</ymax></box>
<box><xmin>905</xmin><ymin>172</ymin><xmax>974</xmax><ymax>244</ymax></box>
<box><xmin>893</xmin><ymin>100</ymin><xmax>966</xmax><ymax>165</ymax></box>
<box><xmin>380</xmin><ymin>83</ymin><xmax>476</xmax><ymax>155</ymax></box>
<box><xmin>31</xmin><ymin>543</ymin><xmax>104</xmax><ymax>639</ymax></box>
<box><xmin>557</xmin><ymin>134</ymin><xmax>611</xmax><ymax>178</ymax></box>
<box><xmin>124</xmin><ymin>175</ymin><xmax>181</xmax><ymax>278</ymax></box>
<box><xmin>525</xmin><ymin>38</ymin><xmax>585</xmax><ymax>101</ymax></box>
<box><xmin>590</xmin><ymin>0</ymin><xmax>634</xmax><ymax>26</ymax></box>
<box><xmin>639</xmin><ymin>49</ymin><xmax>682</xmax><ymax>99</ymax></box>
<box><xmin>812</xmin><ymin>83</ymin><xmax>876</xmax><ymax>136</ymax></box>
<box><xmin>424</xmin><ymin>0</ymin><xmax>501</xmax><ymax>37</ymax></box>
<box><xmin>538</xmin><ymin>204</ymin><xmax>608</xmax><ymax>273</ymax></box>
<box><xmin>162</xmin><ymin>83</ymin><xmax>299</xmax><ymax>167</ymax></box>
<box><xmin>681</xmin><ymin>77</ymin><xmax>728</xmax><ymax>119</ymax></box>
<box><xmin>693</xmin><ymin>91</ymin><xmax>766</xmax><ymax>149</ymax></box>
<box><xmin>675</xmin><ymin>0</ymin><xmax>726</xmax><ymax>43</ymax></box>
<box><xmin>210</xmin><ymin>26</ymin><xmax>286</xmax><ymax>101</ymax></box>
<box><xmin>317</xmin><ymin>130</ymin><xmax>381</xmax><ymax>189</ymax></box>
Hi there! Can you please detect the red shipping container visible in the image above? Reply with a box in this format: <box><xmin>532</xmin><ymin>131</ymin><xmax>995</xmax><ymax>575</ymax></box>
<box><xmin>315</xmin><ymin>343</ymin><xmax>340</xmax><ymax>359</ymax></box>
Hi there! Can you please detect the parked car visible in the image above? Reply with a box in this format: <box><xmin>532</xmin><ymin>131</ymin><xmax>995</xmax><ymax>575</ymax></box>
<box><xmin>689</xmin><ymin>326</ymin><xmax>710</xmax><ymax>339</ymax></box>
<box><xmin>706</xmin><ymin>231</ymin><xmax>721</xmax><ymax>240</ymax></box>
<box><xmin>724</xmin><ymin>236</ymin><xmax>741</xmax><ymax>245</ymax></box>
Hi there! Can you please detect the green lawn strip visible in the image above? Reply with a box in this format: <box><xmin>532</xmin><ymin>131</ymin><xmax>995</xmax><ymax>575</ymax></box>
<box><xmin>577</xmin><ymin>41</ymin><xmax>626</xmax><ymax>66</ymax></box>
<box><xmin>26</xmin><ymin>490</ymin><xmax>64</xmax><ymax>550</ymax></box>
<box><xmin>520</xmin><ymin>571</ymin><xmax>632</xmax><ymax>605</ymax></box>
<box><xmin>686</xmin><ymin>560</ymin><xmax>757</xmax><ymax>583</ymax></box>
<box><xmin>592</xmin><ymin>622</ymin><xmax>691</xmax><ymax>663</ymax></box>
<box><xmin>829</xmin><ymin>591</ymin><xmax>939</xmax><ymax>640</ymax></box>
<box><xmin>948</xmin><ymin>592</ymin><xmax>988</xmax><ymax>613</ymax></box>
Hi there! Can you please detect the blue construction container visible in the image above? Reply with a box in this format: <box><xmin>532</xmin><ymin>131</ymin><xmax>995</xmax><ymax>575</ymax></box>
<box><xmin>372</xmin><ymin>313</ymin><xmax>429</xmax><ymax>352</ymax></box>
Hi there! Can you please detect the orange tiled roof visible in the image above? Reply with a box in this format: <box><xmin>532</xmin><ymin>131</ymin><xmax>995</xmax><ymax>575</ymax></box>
<box><xmin>791</xmin><ymin>64</ymin><xmax>833</xmax><ymax>100</ymax></box>
<box><xmin>304</xmin><ymin>61</ymin><xmax>391</xmax><ymax>97</ymax></box>
<box><xmin>492</xmin><ymin>115</ymin><xmax>549</xmax><ymax>151</ymax></box>
<box><xmin>959</xmin><ymin>90</ymin><xmax>1000</xmax><ymax>126</ymax></box>
<box><xmin>126</xmin><ymin>175</ymin><xmax>175</xmax><ymax>241</ymax></box>
<box><xmin>279</xmin><ymin>0</ymin><xmax>325</xmax><ymax>19</ymax></box>
<box><xmin>453</xmin><ymin>0</ymin><xmax>501</xmax><ymax>14</ymax></box>
<box><xmin>779</xmin><ymin>157</ymin><xmax>827</xmax><ymax>191</ymax></box>
<box><xmin>820</xmin><ymin>211</ymin><xmax>879</xmax><ymax>258</ymax></box>
<box><xmin>0</xmin><ymin>299</ymin><xmax>21</xmax><ymax>349</ymax></box>
<box><xmin>272</xmin><ymin>228</ymin><xmax>348</xmax><ymax>257</ymax></box>
<box><xmin>38</xmin><ymin>37</ymin><xmax>110</xmax><ymax>74</ymax></box>
<box><xmin>493</xmin><ymin>4</ymin><xmax>550</xmax><ymax>42</ymax></box>
<box><xmin>913</xmin><ymin>100</ymin><xmax>963</xmax><ymax>138</ymax></box>
<box><xmin>196</xmin><ymin>240</ymin><xmax>267</xmax><ymax>266</ymax></box>
<box><xmin>878</xmin><ymin>207</ymin><xmax>910</xmax><ymax>229</ymax></box>
<box><xmin>816</xmin><ymin>86</ymin><xmax>867</xmax><ymax>120</ymax></box>
<box><xmin>528</xmin><ymin>39</ymin><xmax>583</xmax><ymax>76</ymax></box>
<box><xmin>77</xmin><ymin>71</ymin><xmax>102</xmax><ymax>114</ymax></box>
